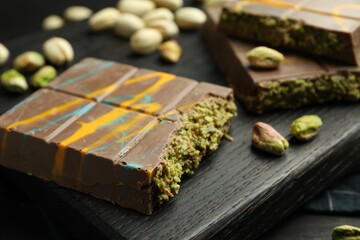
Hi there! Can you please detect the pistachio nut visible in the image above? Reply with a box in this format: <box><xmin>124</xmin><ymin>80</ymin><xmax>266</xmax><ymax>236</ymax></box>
<box><xmin>89</xmin><ymin>8</ymin><xmax>121</xmax><ymax>32</ymax></box>
<box><xmin>130</xmin><ymin>28</ymin><xmax>163</xmax><ymax>55</ymax></box>
<box><xmin>42</xmin><ymin>15</ymin><xmax>65</xmax><ymax>31</ymax></box>
<box><xmin>290</xmin><ymin>115</ymin><xmax>323</xmax><ymax>141</ymax></box>
<box><xmin>43</xmin><ymin>37</ymin><xmax>74</xmax><ymax>66</ymax></box>
<box><xmin>333</xmin><ymin>225</ymin><xmax>360</xmax><ymax>240</ymax></box>
<box><xmin>175</xmin><ymin>7</ymin><xmax>207</xmax><ymax>30</ymax></box>
<box><xmin>1</xmin><ymin>69</ymin><xmax>28</xmax><ymax>93</ymax></box>
<box><xmin>117</xmin><ymin>0</ymin><xmax>155</xmax><ymax>17</ymax></box>
<box><xmin>153</xmin><ymin>0</ymin><xmax>183</xmax><ymax>11</ymax></box>
<box><xmin>64</xmin><ymin>6</ymin><xmax>93</xmax><ymax>22</ymax></box>
<box><xmin>113</xmin><ymin>13</ymin><xmax>145</xmax><ymax>38</ymax></box>
<box><xmin>13</xmin><ymin>51</ymin><xmax>45</xmax><ymax>73</ymax></box>
<box><xmin>31</xmin><ymin>65</ymin><xmax>57</xmax><ymax>88</ymax></box>
<box><xmin>0</xmin><ymin>43</ymin><xmax>9</xmax><ymax>66</ymax></box>
<box><xmin>147</xmin><ymin>19</ymin><xmax>179</xmax><ymax>39</ymax></box>
<box><xmin>159</xmin><ymin>40</ymin><xmax>182</xmax><ymax>63</ymax></box>
<box><xmin>142</xmin><ymin>8</ymin><xmax>174</xmax><ymax>23</ymax></box>
<box><xmin>252</xmin><ymin>122</ymin><xmax>289</xmax><ymax>156</ymax></box>
<box><xmin>246</xmin><ymin>46</ymin><xmax>285</xmax><ymax>69</ymax></box>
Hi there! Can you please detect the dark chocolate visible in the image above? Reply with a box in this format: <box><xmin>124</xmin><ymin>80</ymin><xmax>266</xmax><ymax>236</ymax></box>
<box><xmin>219</xmin><ymin>0</ymin><xmax>360</xmax><ymax>65</ymax></box>
<box><xmin>0</xmin><ymin>58</ymin><xmax>236</xmax><ymax>214</ymax></box>
<box><xmin>204</xmin><ymin>7</ymin><xmax>360</xmax><ymax>113</ymax></box>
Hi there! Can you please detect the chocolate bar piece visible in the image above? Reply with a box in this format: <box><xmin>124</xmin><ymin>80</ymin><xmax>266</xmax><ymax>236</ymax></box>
<box><xmin>219</xmin><ymin>0</ymin><xmax>360</xmax><ymax>65</ymax></box>
<box><xmin>0</xmin><ymin>58</ymin><xmax>236</xmax><ymax>214</ymax></box>
<box><xmin>204</xmin><ymin>7</ymin><xmax>360</xmax><ymax>113</ymax></box>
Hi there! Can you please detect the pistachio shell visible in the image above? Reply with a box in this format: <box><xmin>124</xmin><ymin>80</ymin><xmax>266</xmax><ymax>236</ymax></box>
<box><xmin>114</xmin><ymin>13</ymin><xmax>145</xmax><ymax>38</ymax></box>
<box><xmin>175</xmin><ymin>7</ymin><xmax>207</xmax><ymax>30</ymax></box>
<box><xmin>42</xmin><ymin>15</ymin><xmax>65</xmax><ymax>31</ymax></box>
<box><xmin>89</xmin><ymin>8</ymin><xmax>121</xmax><ymax>32</ymax></box>
<box><xmin>153</xmin><ymin>0</ymin><xmax>183</xmax><ymax>11</ymax></box>
<box><xmin>142</xmin><ymin>8</ymin><xmax>174</xmax><ymax>23</ymax></box>
<box><xmin>43</xmin><ymin>37</ymin><xmax>74</xmax><ymax>66</ymax></box>
<box><xmin>13</xmin><ymin>51</ymin><xmax>45</xmax><ymax>72</ymax></box>
<box><xmin>64</xmin><ymin>6</ymin><xmax>93</xmax><ymax>21</ymax></box>
<box><xmin>204</xmin><ymin>0</ymin><xmax>233</xmax><ymax>7</ymax></box>
<box><xmin>117</xmin><ymin>0</ymin><xmax>155</xmax><ymax>17</ymax></box>
<box><xmin>0</xmin><ymin>43</ymin><xmax>9</xmax><ymax>66</ymax></box>
<box><xmin>147</xmin><ymin>19</ymin><xmax>179</xmax><ymax>39</ymax></box>
<box><xmin>246</xmin><ymin>46</ymin><xmax>285</xmax><ymax>69</ymax></box>
<box><xmin>130</xmin><ymin>28</ymin><xmax>163</xmax><ymax>55</ymax></box>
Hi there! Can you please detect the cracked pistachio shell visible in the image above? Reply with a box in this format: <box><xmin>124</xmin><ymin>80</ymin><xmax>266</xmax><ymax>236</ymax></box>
<box><xmin>175</xmin><ymin>7</ymin><xmax>207</xmax><ymax>30</ymax></box>
<box><xmin>89</xmin><ymin>8</ymin><xmax>121</xmax><ymax>32</ymax></box>
<box><xmin>246</xmin><ymin>46</ymin><xmax>285</xmax><ymax>69</ymax></box>
<box><xmin>42</xmin><ymin>15</ymin><xmax>65</xmax><ymax>31</ymax></box>
<box><xmin>333</xmin><ymin>225</ymin><xmax>360</xmax><ymax>240</ymax></box>
<box><xmin>31</xmin><ymin>65</ymin><xmax>57</xmax><ymax>88</ymax></box>
<box><xmin>252</xmin><ymin>122</ymin><xmax>289</xmax><ymax>156</ymax></box>
<box><xmin>43</xmin><ymin>37</ymin><xmax>74</xmax><ymax>66</ymax></box>
<box><xmin>1</xmin><ymin>69</ymin><xmax>28</xmax><ymax>93</ymax></box>
<box><xmin>159</xmin><ymin>40</ymin><xmax>182</xmax><ymax>63</ymax></box>
<box><xmin>147</xmin><ymin>19</ymin><xmax>179</xmax><ymax>39</ymax></box>
<box><xmin>113</xmin><ymin>13</ymin><xmax>145</xmax><ymax>38</ymax></box>
<box><xmin>142</xmin><ymin>8</ymin><xmax>174</xmax><ymax>23</ymax></box>
<box><xmin>154</xmin><ymin>0</ymin><xmax>183</xmax><ymax>11</ymax></box>
<box><xmin>0</xmin><ymin>43</ymin><xmax>9</xmax><ymax>66</ymax></box>
<box><xmin>290</xmin><ymin>115</ymin><xmax>323</xmax><ymax>141</ymax></box>
<box><xmin>117</xmin><ymin>0</ymin><xmax>155</xmax><ymax>17</ymax></box>
<box><xmin>64</xmin><ymin>6</ymin><xmax>93</xmax><ymax>22</ymax></box>
<box><xmin>130</xmin><ymin>28</ymin><xmax>163</xmax><ymax>55</ymax></box>
<box><xmin>13</xmin><ymin>51</ymin><xmax>45</xmax><ymax>72</ymax></box>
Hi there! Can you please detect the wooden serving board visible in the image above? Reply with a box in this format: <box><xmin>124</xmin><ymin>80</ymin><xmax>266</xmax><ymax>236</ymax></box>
<box><xmin>1</xmin><ymin>5</ymin><xmax>360</xmax><ymax>240</ymax></box>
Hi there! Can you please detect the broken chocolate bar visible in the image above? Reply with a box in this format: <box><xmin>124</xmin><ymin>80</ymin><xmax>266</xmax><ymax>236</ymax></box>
<box><xmin>0</xmin><ymin>58</ymin><xmax>237</xmax><ymax>214</ymax></box>
<box><xmin>219</xmin><ymin>0</ymin><xmax>360</xmax><ymax>65</ymax></box>
<box><xmin>204</xmin><ymin>7</ymin><xmax>360</xmax><ymax>113</ymax></box>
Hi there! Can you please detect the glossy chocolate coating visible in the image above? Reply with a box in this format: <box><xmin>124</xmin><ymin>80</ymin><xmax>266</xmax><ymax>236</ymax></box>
<box><xmin>220</xmin><ymin>0</ymin><xmax>360</xmax><ymax>65</ymax></box>
<box><xmin>0</xmin><ymin>58</ymin><xmax>234</xmax><ymax>214</ymax></box>
<box><xmin>204</xmin><ymin>7</ymin><xmax>360</xmax><ymax>112</ymax></box>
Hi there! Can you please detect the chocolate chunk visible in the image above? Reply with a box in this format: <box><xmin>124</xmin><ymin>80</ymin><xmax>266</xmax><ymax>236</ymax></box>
<box><xmin>204</xmin><ymin>7</ymin><xmax>360</xmax><ymax>113</ymax></box>
<box><xmin>0</xmin><ymin>58</ymin><xmax>237</xmax><ymax>214</ymax></box>
<box><xmin>219</xmin><ymin>0</ymin><xmax>360</xmax><ymax>65</ymax></box>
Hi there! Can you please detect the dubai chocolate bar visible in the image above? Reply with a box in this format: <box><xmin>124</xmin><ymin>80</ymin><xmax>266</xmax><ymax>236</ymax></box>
<box><xmin>0</xmin><ymin>58</ymin><xmax>237</xmax><ymax>214</ymax></box>
<box><xmin>204</xmin><ymin>7</ymin><xmax>360</xmax><ymax>113</ymax></box>
<box><xmin>219</xmin><ymin>0</ymin><xmax>360</xmax><ymax>65</ymax></box>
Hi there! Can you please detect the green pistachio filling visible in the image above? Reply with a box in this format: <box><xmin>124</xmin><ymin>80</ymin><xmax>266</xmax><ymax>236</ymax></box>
<box><xmin>247</xmin><ymin>73</ymin><xmax>360</xmax><ymax>113</ymax></box>
<box><xmin>153</xmin><ymin>96</ymin><xmax>237</xmax><ymax>204</ymax></box>
<box><xmin>220</xmin><ymin>11</ymin><xmax>343</xmax><ymax>57</ymax></box>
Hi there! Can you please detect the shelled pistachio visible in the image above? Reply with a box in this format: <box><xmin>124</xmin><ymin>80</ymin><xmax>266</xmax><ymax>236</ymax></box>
<box><xmin>1</xmin><ymin>69</ymin><xmax>28</xmax><ymax>93</ymax></box>
<box><xmin>31</xmin><ymin>65</ymin><xmax>57</xmax><ymax>88</ymax></box>
<box><xmin>290</xmin><ymin>115</ymin><xmax>323</xmax><ymax>141</ymax></box>
<box><xmin>159</xmin><ymin>40</ymin><xmax>182</xmax><ymax>63</ymax></box>
<box><xmin>246</xmin><ymin>46</ymin><xmax>284</xmax><ymax>69</ymax></box>
<box><xmin>13</xmin><ymin>51</ymin><xmax>45</xmax><ymax>72</ymax></box>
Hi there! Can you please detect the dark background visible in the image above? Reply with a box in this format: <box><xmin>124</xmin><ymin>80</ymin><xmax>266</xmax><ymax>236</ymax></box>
<box><xmin>0</xmin><ymin>1</ymin><xmax>360</xmax><ymax>239</ymax></box>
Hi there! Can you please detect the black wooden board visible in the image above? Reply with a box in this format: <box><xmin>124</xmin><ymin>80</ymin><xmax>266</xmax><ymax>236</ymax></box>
<box><xmin>1</xmin><ymin>2</ymin><xmax>360</xmax><ymax>239</ymax></box>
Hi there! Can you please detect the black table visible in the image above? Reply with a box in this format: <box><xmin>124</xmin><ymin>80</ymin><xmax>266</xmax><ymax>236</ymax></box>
<box><xmin>0</xmin><ymin>0</ymin><xmax>359</xmax><ymax>239</ymax></box>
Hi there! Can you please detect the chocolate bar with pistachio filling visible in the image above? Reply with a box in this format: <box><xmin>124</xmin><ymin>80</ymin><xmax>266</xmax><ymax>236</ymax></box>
<box><xmin>219</xmin><ymin>0</ymin><xmax>360</xmax><ymax>65</ymax></box>
<box><xmin>0</xmin><ymin>58</ymin><xmax>237</xmax><ymax>214</ymax></box>
<box><xmin>204</xmin><ymin>7</ymin><xmax>360</xmax><ymax>113</ymax></box>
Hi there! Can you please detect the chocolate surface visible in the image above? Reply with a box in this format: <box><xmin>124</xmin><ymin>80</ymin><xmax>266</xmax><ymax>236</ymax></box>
<box><xmin>205</xmin><ymin>7</ymin><xmax>360</xmax><ymax>113</ymax></box>
<box><xmin>0</xmin><ymin>58</ymin><xmax>235</xmax><ymax>214</ymax></box>
<box><xmin>219</xmin><ymin>0</ymin><xmax>360</xmax><ymax>65</ymax></box>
